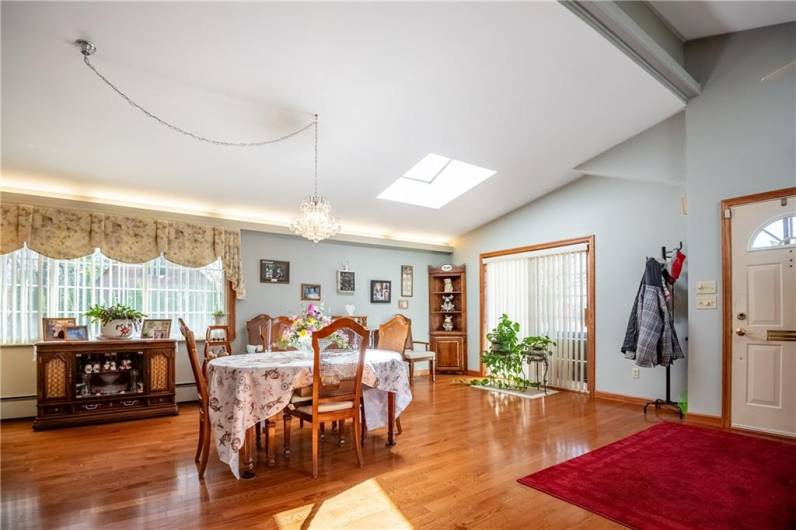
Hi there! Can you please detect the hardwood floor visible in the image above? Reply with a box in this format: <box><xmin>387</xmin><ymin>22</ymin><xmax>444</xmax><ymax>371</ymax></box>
<box><xmin>2</xmin><ymin>376</ymin><xmax>667</xmax><ymax>529</ymax></box>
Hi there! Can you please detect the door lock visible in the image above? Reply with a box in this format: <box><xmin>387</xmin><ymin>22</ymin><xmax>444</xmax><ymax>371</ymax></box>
<box><xmin>736</xmin><ymin>312</ymin><xmax>747</xmax><ymax>321</ymax></box>
<box><xmin>735</xmin><ymin>328</ymin><xmax>747</xmax><ymax>336</ymax></box>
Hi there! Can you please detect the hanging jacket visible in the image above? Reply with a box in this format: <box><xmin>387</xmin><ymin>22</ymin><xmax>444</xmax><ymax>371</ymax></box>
<box><xmin>621</xmin><ymin>258</ymin><xmax>684</xmax><ymax>367</ymax></box>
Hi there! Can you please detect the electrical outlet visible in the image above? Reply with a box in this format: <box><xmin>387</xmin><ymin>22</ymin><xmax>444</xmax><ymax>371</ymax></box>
<box><xmin>696</xmin><ymin>294</ymin><xmax>717</xmax><ymax>309</ymax></box>
<box><xmin>632</xmin><ymin>367</ymin><xmax>640</xmax><ymax>379</ymax></box>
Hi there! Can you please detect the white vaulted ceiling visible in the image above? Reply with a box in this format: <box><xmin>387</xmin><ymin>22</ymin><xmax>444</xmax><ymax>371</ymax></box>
<box><xmin>1</xmin><ymin>1</ymin><xmax>684</xmax><ymax>246</ymax></box>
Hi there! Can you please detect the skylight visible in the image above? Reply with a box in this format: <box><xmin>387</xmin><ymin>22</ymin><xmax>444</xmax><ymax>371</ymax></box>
<box><xmin>378</xmin><ymin>154</ymin><xmax>496</xmax><ymax>209</ymax></box>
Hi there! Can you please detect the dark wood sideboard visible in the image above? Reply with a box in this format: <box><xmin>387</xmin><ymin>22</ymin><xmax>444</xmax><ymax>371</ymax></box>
<box><xmin>34</xmin><ymin>339</ymin><xmax>178</xmax><ymax>430</ymax></box>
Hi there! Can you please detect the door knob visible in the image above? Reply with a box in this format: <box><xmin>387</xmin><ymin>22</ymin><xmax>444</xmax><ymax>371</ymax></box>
<box><xmin>736</xmin><ymin>328</ymin><xmax>747</xmax><ymax>336</ymax></box>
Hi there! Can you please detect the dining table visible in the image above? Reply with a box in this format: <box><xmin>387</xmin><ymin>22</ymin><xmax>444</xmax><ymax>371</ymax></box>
<box><xmin>206</xmin><ymin>348</ymin><xmax>412</xmax><ymax>479</ymax></box>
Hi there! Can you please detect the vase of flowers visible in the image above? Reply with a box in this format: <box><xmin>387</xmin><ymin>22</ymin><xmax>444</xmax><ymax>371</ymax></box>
<box><xmin>277</xmin><ymin>304</ymin><xmax>349</xmax><ymax>352</ymax></box>
<box><xmin>85</xmin><ymin>303</ymin><xmax>146</xmax><ymax>339</ymax></box>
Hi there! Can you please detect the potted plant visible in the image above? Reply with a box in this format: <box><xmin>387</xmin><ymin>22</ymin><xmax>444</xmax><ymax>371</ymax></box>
<box><xmin>472</xmin><ymin>314</ymin><xmax>555</xmax><ymax>391</ymax></box>
<box><xmin>85</xmin><ymin>303</ymin><xmax>146</xmax><ymax>339</ymax></box>
<box><xmin>212</xmin><ymin>309</ymin><xmax>226</xmax><ymax>326</ymax></box>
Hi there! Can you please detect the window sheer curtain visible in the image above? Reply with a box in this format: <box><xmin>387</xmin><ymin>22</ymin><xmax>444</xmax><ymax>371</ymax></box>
<box><xmin>485</xmin><ymin>245</ymin><xmax>588</xmax><ymax>392</ymax></box>
<box><xmin>0</xmin><ymin>247</ymin><xmax>225</xmax><ymax>344</ymax></box>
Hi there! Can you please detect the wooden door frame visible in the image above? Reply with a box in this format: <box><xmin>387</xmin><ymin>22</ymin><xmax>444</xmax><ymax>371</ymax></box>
<box><xmin>478</xmin><ymin>235</ymin><xmax>596</xmax><ymax>396</ymax></box>
<box><xmin>720</xmin><ymin>186</ymin><xmax>796</xmax><ymax>428</ymax></box>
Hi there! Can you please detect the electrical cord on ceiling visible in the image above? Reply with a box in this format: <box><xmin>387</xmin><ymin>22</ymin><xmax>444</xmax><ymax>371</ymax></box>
<box><xmin>75</xmin><ymin>39</ymin><xmax>316</xmax><ymax>147</ymax></box>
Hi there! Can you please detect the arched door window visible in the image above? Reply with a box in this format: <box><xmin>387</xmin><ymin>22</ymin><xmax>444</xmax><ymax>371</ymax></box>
<box><xmin>750</xmin><ymin>214</ymin><xmax>795</xmax><ymax>250</ymax></box>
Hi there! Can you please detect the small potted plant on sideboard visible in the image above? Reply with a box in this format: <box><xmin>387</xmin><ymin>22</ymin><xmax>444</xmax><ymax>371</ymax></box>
<box><xmin>85</xmin><ymin>303</ymin><xmax>146</xmax><ymax>339</ymax></box>
<box><xmin>212</xmin><ymin>309</ymin><xmax>226</xmax><ymax>326</ymax></box>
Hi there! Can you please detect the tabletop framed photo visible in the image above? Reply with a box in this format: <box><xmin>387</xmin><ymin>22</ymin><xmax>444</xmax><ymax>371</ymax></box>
<box><xmin>42</xmin><ymin>317</ymin><xmax>77</xmax><ymax>341</ymax></box>
<box><xmin>260</xmin><ymin>259</ymin><xmax>290</xmax><ymax>284</ymax></box>
<box><xmin>141</xmin><ymin>319</ymin><xmax>173</xmax><ymax>339</ymax></box>
<box><xmin>64</xmin><ymin>325</ymin><xmax>89</xmax><ymax>341</ymax></box>
<box><xmin>370</xmin><ymin>280</ymin><xmax>391</xmax><ymax>303</ymax></box>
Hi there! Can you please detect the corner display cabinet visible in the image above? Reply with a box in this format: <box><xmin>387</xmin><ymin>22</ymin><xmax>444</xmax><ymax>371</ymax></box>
<box><xmin>428</xmin><ymin>264</ymin><xmax>467</xmax><ymax>373</ymax></box>
<box><xmin>34</xmin><ymin>338</ymin><xmax>178</xmax><ymax>430</ymax></box>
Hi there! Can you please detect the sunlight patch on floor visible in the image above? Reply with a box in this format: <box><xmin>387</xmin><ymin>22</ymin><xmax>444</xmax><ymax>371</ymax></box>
<box><xmin>272</xmin><ymin>478</ymin><xmax>412</xmax><ymax>529</ymax></box>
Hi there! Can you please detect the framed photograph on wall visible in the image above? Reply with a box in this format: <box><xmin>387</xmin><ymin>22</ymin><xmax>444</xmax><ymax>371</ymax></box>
<box><xmin>260</xmin><ymin>259</ymin><xmax>290</xmax><ymax>284</ymax></box>
<box><xmin>64</xmin><ymin>325</ymin><xmax>89</xmax><ymax>341</ymax></box>
<box><xmin>42</xmin><ymin>317</ymin><xmax>77</xmax><ymax>341</ymax></box>
<box><xmin>370</xmin><ymin>280</ymin><xmax>391</xmax><ymax>303</ymax></box>
<box><xmin>398</xmin><ymin>299</ymin><xmax>409</xmax><ymax>310</ymax></box>
<box><xmin>401</xmin><ymin>265</ymin><xmax>413</xmax><ymax>297</ymax></box>
<box><xmin>141</xmin><ymin>319</ymin><xmax>173</xmax><ymax>339</ymax></box>
<box><xmin>337</xmin><ymin>270</ymin><xmax>355</xmax><ymax>294</ymax></box>
<box><xmin>301</xmin><ymin>283</ymin><xmax>322</xmax><ymax>301</ymax></box>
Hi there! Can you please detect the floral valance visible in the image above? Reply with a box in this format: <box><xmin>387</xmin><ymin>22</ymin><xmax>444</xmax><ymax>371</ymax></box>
<box><xmin>1</xmin><ymin>203</ymin><xmax>245</xmax><ymax>298</ymax></box>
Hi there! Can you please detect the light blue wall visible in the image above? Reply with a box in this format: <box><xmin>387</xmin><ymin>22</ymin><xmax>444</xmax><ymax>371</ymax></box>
<box><xmin>684</xmin><ymin>22</ymin><xmax>796</xmax><ymax>416</ymax></box>
<box><xmin>452</xmin><ymin>175</ymin><xmax>688</xmax><ymax>399</ymax></box>
<box><xmin>233</xmin><ymin>230</ymin><xmax>450</xmax><ymax>352</ymax></box>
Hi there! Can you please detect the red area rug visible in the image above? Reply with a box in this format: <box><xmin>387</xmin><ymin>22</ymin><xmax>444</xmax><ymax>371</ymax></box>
<box><xmin>518</xmin><ymin>422</ymin><xmax>796</xmax><ymax>530</ymax></box>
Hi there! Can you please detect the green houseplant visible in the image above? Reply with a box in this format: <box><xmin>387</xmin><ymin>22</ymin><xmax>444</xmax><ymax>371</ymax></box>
<box><xmin>472</xmin><ymin>314</ymin><xmax>555</xmax><ymax>391</ymax></box>
<box><xmin>212</xmin><ymin>309</ymin><xmax>226</xmax><ymax>325</ymax></box>
<box><xmin>85</xmin><ymin>303</ymin><xmax>146</xmax><ymax>339</ymax></box>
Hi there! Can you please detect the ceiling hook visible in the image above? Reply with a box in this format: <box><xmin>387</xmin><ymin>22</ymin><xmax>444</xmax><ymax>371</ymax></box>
<box><xmin>75</xmin><ymin>40</ymin><xmax>96</xmax><ymax>57</ymax></box>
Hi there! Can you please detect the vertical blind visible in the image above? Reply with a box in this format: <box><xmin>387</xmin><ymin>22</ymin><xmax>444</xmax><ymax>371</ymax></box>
<box><xmin>485</xmin><ymin>245</ymin><xmax>588</xmax><ymax>392</ymax></box>
<box><xmin>0</xmin><ymin>247</ymin><xmax>225</xmax><ymax>344</ymax></box>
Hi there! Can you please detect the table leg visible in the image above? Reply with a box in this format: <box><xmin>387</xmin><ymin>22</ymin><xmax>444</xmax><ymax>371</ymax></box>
<box><xmin>386</xmin><ymin>391</ymin><xmax>396</xmax><ymax>447</ymax></box>
<box><xmin>240</xmin><ymin>425</ymin><xmax>258</xmax><ymax>479</ymax></box>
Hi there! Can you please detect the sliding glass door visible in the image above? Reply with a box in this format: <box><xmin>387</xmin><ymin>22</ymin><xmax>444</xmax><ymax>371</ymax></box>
<box><xmin>484</xmin><ymin>243</ymin><xmax>589</xmax><ymax>392</ymax></box>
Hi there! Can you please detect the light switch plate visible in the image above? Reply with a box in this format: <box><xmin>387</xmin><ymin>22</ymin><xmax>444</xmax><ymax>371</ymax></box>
<box><xmin>696</xmin><ymin>294</ymin><xmax>717</xmax><ymax>309</ymax></box>
<box><xmin>696</xmin><ymin>281</ymin><xmax>716</xmax><ymax>294</ymax></box>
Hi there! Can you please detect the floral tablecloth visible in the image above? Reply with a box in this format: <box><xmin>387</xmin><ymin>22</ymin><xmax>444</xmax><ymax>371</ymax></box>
<box><xmin>207</xmin><ymin>349</ymin><xmax>411</xmax><ymax>478</ymax></box>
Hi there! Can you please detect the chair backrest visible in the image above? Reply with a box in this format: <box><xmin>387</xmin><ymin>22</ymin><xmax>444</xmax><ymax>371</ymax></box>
<box><xmin>377</xmin><ymin>314</ymin><xmax>410</xmax><ymax>356</ymax></box>
<box><xmin>269</xmin><ymin>316</ymin><xmax>295</xmax><ymax>351</ymax></box>
<box><xmin>178</xmin><ymin>318</ymin><xmax>208</xmax><ymax>405</ymax></box>
<box><xmin>204</xmin><ymin>325</ymin><xmax>232</xmax><ymax>363</ymax></box>
<box><xmin>311</xmin><ymin>318</ymin><xmax>369</xmax><ymax>412</ymax></box>
<box><xmin>403</xmin><ymin>315</ymin><xmax>415</xmax><ymax>350</ymax></box>
<box><xmin>246</xmin><ymin>314</ymin><xmax>272</xmax><ymax>349</ymax></box>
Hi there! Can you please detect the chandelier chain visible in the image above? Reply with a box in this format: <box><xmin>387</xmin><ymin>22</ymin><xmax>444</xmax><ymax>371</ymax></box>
<box><xmin>314</xmin><ymin>115</ymin><xmax>321</xmax><ymax>195</ymax></box>
<box><xmin>81</xmin><ymin>54</ymin><xmax>315</xmax><ymax>147</ymax></box>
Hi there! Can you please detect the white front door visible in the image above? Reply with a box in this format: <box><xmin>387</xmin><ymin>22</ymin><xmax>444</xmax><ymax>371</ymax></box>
<box><xmin>730</xmin><ymin>195</ymin><xmax>795</xmax><ymax>437</ymax></box>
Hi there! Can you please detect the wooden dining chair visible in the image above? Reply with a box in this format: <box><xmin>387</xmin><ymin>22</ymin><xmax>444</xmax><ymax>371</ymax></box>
<box><xmin>283</xmin><ymin>318</ymin><xmax>368</xmax><ymax>478</ymax></box>
<box><xmin>245</xmin><ymin>314</ymin><xmax>272</xmax><ymax>351</ymax></box>
<box><xmin>269</xmin><ymin>316</ymin><xmax>295</xmax><ymax>351</ymax></box>
<box><xmin>403</xmin><ymin>316</ymin><xmax>437</xmax><ymax>384</ymax></box>
<box><xmin>178</xmin><ymin>318</ymin><xmax>211</xmax><ymax>480</ymax></box>
<box><xmin>203</xmin><ymin>325</ymin><xmax>232</xmax><ymax>374</ymax></box>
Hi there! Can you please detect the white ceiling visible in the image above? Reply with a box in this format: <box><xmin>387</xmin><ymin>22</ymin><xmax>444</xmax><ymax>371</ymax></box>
<box><xmin>651</xmin><ymin>1</ymin><xmax>796</xmax><ymax>41</ymax></box>
<box><xmin>1</xmin><ymin>2</ymin><xmax>683</xmax><ymax>246</ymax></box>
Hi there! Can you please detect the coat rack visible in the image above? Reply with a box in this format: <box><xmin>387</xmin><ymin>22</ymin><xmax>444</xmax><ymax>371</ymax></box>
<box><xmin>643</xmin><ymin>241</ymin><xmax>684</xmax><ymax>419</ymax></box>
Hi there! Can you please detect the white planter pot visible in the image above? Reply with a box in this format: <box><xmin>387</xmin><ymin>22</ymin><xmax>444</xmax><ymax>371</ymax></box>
<box><xmin>213</xmin><ymin>316</ymin><xmax>226</xmax><ymax>326</ymax></box>
<box><xmin>102</xmin><ymin>319</ymin><xmax>137</xmax><ymax>339</ymax></box>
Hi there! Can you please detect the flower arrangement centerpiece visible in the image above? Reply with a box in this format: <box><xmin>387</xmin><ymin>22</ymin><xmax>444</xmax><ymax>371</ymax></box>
<box><xmin>277</xmin><ymin>304</ymin><xmax>349</xmax><ymax>352</ymax></box>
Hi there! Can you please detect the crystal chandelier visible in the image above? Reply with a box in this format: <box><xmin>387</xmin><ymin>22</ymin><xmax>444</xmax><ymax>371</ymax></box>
<box><xmin>290</xmin><ymin>116</ymin><xmax>340</xmax><ymax>243</ymax></box>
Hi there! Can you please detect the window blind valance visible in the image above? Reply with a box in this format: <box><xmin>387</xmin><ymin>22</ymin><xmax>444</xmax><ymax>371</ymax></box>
<box><xmin>1</xmin><ymin>203</ymin><xmax>245</xmax><ymax>298</ymax></box>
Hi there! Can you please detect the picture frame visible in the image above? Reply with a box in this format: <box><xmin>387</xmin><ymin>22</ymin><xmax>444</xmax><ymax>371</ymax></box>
<box><xmin>141</xmin><ymin>319</ymin><xmax>173</xmax><ymax>339</ymax></box>
<box><xmin>64</xmin><ymin>325</ymin><xmax>89</xmax><ymax>341</ymax></box>
<box><xmin>260</xmin><ymin>259</ymin><xmax>290</xmax><ymax>284</ymax></box>
<box><xmin>398</xmin><ymin>299</ymin><xmax>409</xmax><ymax>310</ymax></box>
<box><xmin>42</xmin><ymin>317</ymin><xmax>77</xmax><ymax>341</ymax></box>
<box><xmin>401</xmin><ymin>265</ymin><xmax>413</xmax><ymax>297</ymax></box>
<box><xmin>370</xmin><ymin>280</ymin><xmax>392</xmax><ymax>303</ymax></box>
<box><xmin>301</xmin><ymin>283</ymin><xmax>322</xmax><ymax>301</ymax></box>
<box><xmin>337</xmin><ymin>270</ymin><xmax>355</xmax><ymax>294</ymax></box>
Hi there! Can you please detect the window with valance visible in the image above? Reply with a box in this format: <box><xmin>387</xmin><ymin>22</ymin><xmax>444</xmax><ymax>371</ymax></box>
<box><xmin>0</xmin><ymin>203</ymin><xmax>245</xmax><ymax>344</ymax></box>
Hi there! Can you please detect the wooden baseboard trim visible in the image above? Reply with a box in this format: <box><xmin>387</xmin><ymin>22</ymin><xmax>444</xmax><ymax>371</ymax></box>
<box><xmin>683</xmin><ymin>412</ymin><xmax>722</xmax><ymax>428</ymax></box>
<box><xmin>592</xmin><ymin>390</ymin><xmax>650</xmax><ymax>406</ymax></box>
<box><xmin>467</xmin><ymin>370</ymin><xmax>483</xmax><ymax>377</ymax></box>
